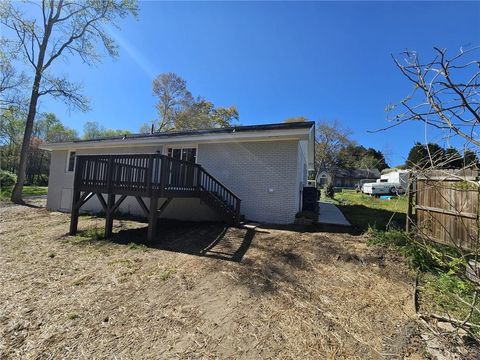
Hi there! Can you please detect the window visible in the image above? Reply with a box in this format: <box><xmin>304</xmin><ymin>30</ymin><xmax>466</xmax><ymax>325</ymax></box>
<box><xmin>167</xmin><ymin>147</ymin><xmax>196</xmax><ymax>163</ymax></box>
<box><xmin>67</xmin><ymin>151</ymin><xmax>76</xmax><ymax>172</ymax></box>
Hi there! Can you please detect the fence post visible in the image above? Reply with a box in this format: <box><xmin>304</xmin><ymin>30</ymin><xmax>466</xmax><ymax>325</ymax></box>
<box><xmin>477</xmin><ymin>184</ymin><xmax>480</xmax><ymax>251</ymax></box>
<box><xmin>406</xmin><ymin>172</ymin><xmax>414</xmax><ymax>233</ymax></box>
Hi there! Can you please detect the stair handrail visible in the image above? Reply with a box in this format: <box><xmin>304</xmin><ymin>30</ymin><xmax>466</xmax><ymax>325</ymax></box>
<box><xmin>197</xmin><ymin>165</ymin><xmax>240</xmax><ymax>201</ymax></box>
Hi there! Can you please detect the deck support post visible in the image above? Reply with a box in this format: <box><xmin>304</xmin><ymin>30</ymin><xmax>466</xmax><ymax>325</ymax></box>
<box><xmin>105</xmin><ymin>193</ymin><xmax>115</xmax><ymax>238</ymax></box>
<box><xmin>147</xmin><ymin>196</ymin><xmax>159</xmax><ymax>242</ymax></box>
<box><xmin>69</xmin><ymin>156</ymin><xmax>83</xmax><ymax>235</ymax></box>
<box><xmin>69</xmin><ymin>189</ymin><xmax>81</xmax><ymax>235</ymax></box>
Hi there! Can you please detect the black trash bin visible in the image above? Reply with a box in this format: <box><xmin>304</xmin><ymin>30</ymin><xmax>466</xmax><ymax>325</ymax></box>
<box><xmin>302</xmin><ymin>187</ymin><xmax>319</xmax><ymax>213</ymax></box>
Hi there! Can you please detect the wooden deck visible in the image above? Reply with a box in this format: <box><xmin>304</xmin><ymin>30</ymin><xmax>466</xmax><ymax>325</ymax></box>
<box><xmin>69</xmin><ymin>154</ymin><xmax>241</xmax><ymax>241</ymax></box>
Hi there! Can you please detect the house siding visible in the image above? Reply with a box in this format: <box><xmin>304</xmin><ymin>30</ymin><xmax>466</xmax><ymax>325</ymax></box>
<box><xmin>197</xmin><ymin>140</ymin><xmax>300</xmax><ymax>224</ymax></box>
<box><xmin>46</xmin><ymin>139</ymin><xmax>302</xmax><ymax>224</ymax></box>
<box><xmin>47</xmin><ymin>150</ymin><xmax>74</xmax><ymax>211</ymax></box>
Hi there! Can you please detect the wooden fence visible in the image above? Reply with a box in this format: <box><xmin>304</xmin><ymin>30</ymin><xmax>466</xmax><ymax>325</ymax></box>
<box><xmin>407</xmin><ymin>169</ymin><xmax>479</xmax><ymax>250</ymax></box>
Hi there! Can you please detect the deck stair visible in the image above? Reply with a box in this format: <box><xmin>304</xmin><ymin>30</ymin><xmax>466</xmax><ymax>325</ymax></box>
<box><xmin>69</xmin><ymin>153</ymin><xmax>241</xmax><ymax>241</ymax></box>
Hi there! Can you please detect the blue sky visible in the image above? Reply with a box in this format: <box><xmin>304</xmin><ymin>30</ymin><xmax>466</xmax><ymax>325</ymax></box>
<box><xmin>41</xmin><ymin>1</ymin><xmax>480</xmax><ymax>166</ymax></box>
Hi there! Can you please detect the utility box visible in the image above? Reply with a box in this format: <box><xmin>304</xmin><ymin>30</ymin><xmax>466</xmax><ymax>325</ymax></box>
<box><xmin>302</xmin><ymin>187</ymin><xmax>319</xmax><ymax>213</ymax></box>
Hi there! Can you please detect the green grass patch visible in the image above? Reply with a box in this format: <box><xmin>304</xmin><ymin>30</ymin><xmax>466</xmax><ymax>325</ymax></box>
<box><xmin>71</xmin><ymin>227</ymin><xmax>106</xmax><ymax>245</ymax></box>
<box><xmin>329</xmin><ymin>190</ymin><xmax>407</xmax><ymax>230</ymax></box>
<box><xmin>334</xmin><ymin>190</ymin><xmax>408</xmax><ymax>214</ymax></box>
<box><xmin>77</xmin><ymin>227</ymin><xmax>105</xmax><ymax>240</ymax></box>
<box><xmin>0</xmin><ymin>186</ymin><xmax>48</xmax><ymax>201</ymax></box>
<box><xmin>160</xmin><ymin>267</ymin><xmax>176</xmax><ymax>281</ymax></box>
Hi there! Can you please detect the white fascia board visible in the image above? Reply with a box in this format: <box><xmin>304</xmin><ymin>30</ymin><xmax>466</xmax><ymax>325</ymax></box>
<box><xmin>307</xmin><ymin>125</ymin><xmax>315</xmax><ymax>169</ymax></box>
<box><xmin>39</xmin><ymin>127</ymin><xmax>311</xmax><ymax>151</ymax></box>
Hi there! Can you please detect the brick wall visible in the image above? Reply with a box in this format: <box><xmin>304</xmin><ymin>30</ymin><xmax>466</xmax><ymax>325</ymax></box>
<box><xmin>198</xmin><ymin>140</ymin><xmax>300</xmax><ymax>223</ymax></box>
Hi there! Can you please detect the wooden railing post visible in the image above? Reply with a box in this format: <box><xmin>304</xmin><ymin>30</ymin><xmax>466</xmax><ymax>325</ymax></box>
<box><xmin>106</xmin><ymin>155</ymin><xmax>114</xmax><ymax>193</ymax></box>
<box><xmin>196</xmin><ymin>164</ymin><xmax>201</xmax><ymax>192</ymax></box>
<box><xmin>146</xmin><ymin>154</ymin><xmax>153</xmax><ymax>196</ymax></box>
<box><xmin>235</xmin><ymin>199</ymin><xmax>241</xmax><ymax>226</ymax></box>
<box><xmin>159</xmin><ymin>157</ymin><xmax>167</xmax><ymax>197</ymax></box>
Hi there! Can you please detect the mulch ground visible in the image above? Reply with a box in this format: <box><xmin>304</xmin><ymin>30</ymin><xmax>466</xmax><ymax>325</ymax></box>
<box><xmin>0</xmin><ymin>199</ymin><xmax>425</xmax><ymax>359</ymax></box>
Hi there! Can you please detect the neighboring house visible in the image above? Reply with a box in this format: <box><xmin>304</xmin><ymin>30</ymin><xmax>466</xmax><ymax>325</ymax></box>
<box><xmin>316</xmin><ymin>168</ymin><xmax>381</xmax><ymax>188</ymax></box>
<box><xmin>40</xmin><ymin>121</ymin><xmax>315</xmax><ymax>224</ymax></box>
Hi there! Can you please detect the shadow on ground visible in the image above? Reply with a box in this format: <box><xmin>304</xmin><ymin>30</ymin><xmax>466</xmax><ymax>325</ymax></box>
<box><xmin>76</xmin><ymin>219</ymin><xmax>255</xmax><ymax>263</ymax></box>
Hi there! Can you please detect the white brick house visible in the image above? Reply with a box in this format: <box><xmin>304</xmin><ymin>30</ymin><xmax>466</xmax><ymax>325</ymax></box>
<box><xmin>40</xmin><ymin>121</ymin><xmax>315</xmax><ymax>224</ymax></box>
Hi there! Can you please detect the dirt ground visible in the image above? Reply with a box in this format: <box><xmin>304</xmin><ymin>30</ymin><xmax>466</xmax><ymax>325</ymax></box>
<box><xmin>0</xmin><ymin>199</ymin><xmax>425</xmax><ymax>359</ymax></box>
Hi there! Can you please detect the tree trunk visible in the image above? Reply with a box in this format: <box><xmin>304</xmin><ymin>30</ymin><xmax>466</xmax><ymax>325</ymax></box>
<box><xmin>10</xmin><ymin>82</ymin><xmax>41</xmax><ymax>203</ymax></box>
<box><xmin>10</xmin><ymin>6</ymin><xmax>56</xmax><ymax>203</ymax></box>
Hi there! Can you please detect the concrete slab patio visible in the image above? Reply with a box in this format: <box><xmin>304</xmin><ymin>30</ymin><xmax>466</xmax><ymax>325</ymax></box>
<box><xmin>318</xmin><ymin>202</ymin><xmax>351</xmax><ymax>226</ymax></box>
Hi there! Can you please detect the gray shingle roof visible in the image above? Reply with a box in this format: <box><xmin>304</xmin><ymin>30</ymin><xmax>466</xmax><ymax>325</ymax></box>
<box><xmin>67</xmin><ymin>121</ymin><xmax>315</xmax><ymax>144</ymax></box>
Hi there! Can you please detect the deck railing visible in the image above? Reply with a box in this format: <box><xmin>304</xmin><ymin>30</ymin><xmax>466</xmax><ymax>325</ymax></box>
<box><xmin>74</xmin><ymin>153</ymin><xmax>241</xmax><ymax>224</ymax></box>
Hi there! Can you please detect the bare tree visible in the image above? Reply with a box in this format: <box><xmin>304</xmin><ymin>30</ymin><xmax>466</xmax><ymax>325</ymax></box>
<box><xmin>1</xmin><ymin>0</ymin><xmax>138</xmax><ymax>203</ymax></box>
<box><xmin>0</xmin><ymin>45</ymin><xmax>27</xmax><ymax>111</ymax></box>
<box><xmin>388</xmin><ymin>46</ymin><xmax>480</xmax><ymax>336</ymax></box>
<box><xmin>386</xmin><ymin>46</ymin><xmax>479</xmax><ymax>150</ymax></box>
<box><xmin>315</xmin><ymin>120</ymin><xmax>352</xmax><ymax>172</ymax></box>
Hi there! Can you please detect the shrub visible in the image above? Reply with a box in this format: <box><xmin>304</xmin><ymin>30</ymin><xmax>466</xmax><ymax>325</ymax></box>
<box><xmin>367</xmin><ymin>228</ymin><xmax>464</xmax><ymax>273</ymax></box>
<box><xmin>368</xmin><ymin>229</ymin><xmax>435</xmax><ymax>271</ymax></box>
<box><xmin>0</xmin><ymin>170</ymin><xmax>17</xmax><ymax>188</ymax></box>
<box><xmin>33</xmin><ymin>174</ymin><xmax>49</xmax><ymax>186</ymax></box>
<box><xmin>368</xmin><ymin>229</ymin><xmax>479</xmax><ymax>336</ymax></box>
<box><xmin>324</xmin><ymin>183</ymin><xmax>335</xmax><ymax>199</ymax></box>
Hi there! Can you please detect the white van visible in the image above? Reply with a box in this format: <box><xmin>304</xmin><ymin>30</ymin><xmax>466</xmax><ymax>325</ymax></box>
<box><xmin>362</xmin><ymin>182</ymin><xmax>405</xmax><ymax>196</ymax></box>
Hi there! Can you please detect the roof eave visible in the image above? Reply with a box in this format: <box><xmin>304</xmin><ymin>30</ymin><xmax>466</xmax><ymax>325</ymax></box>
<box><xmin>39</xmin><ymin>125</ymin><xmax>313</xmax><ymax>151</ymax></box>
